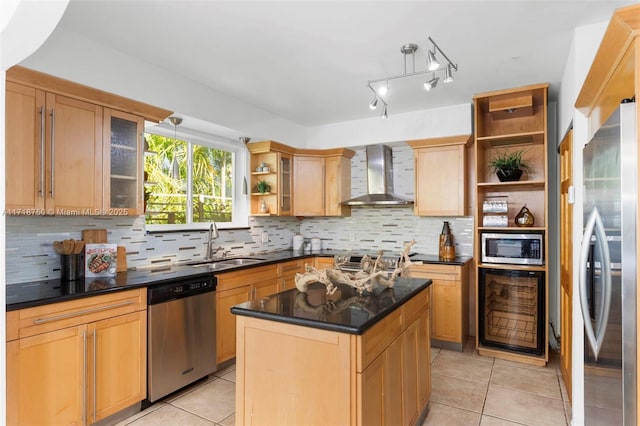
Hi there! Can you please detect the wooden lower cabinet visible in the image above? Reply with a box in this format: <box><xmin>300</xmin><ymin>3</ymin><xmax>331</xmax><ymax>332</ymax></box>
<box><xmin>215</xmin><ymin>264</ymin><xmax>278</xmax><ymax>364</ymax></box>
<box><xmin>277</xmin><ymin>259</ymin><xmax>307</xmax><ymax>291</ymax></box>
<box><xmin>236</xmin><ymin>286</ymin><xmax>431</xmax><ymax>425</ymax></box>
<box><xmin>6</xmin><ymin>289</ymin><xmax>146</xmax><ymax>425</ymax></box>
<box><xmin>89</xmin><ymin>312</ymin><xmax>147</xmax><ymax>423</ymax></box>
<box><xmin>409</xmin><ymin>263</ymin><xmax>468</xmax><ymax>350</ymax></box>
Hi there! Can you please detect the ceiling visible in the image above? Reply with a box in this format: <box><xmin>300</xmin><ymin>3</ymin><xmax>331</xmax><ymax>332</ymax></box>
<box><xmin>55</xmin><ymin>1</ymin><xmax>635</xmax><ymax>127</ymax></box>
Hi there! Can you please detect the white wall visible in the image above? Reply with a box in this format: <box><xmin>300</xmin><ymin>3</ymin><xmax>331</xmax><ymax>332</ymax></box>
<box><xmin>306</xmin><ymin>103</ymin><xmax>472</xmax><ymax>149</ymax></box>
<box><xmin>20</xmin><ymin>27</ymin><xmax>308</xmax><ymax>146</ymax></box>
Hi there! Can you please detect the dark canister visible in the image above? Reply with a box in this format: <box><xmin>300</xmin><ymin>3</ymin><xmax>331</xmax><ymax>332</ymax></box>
<box><xmin>439</xmin><ymin>221</ymin><xmax>452</xmax><ymax>259</ymax></box>
<box><xmin>61</xmin><ymin>253</ymin><xmax>84</xmax><ymax>281</ymax></box>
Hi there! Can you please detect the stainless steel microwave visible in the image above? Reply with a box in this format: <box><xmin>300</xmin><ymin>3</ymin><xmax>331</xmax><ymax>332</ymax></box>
<box><xmin>481</xmin><ymin>232</ymin><xmax>544</xmax><ymax>266</ymax></box>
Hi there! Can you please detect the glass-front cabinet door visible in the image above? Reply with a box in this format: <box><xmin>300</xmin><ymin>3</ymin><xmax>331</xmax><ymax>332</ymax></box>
<box><xmin>103</xmin><ymin>109</ymin><xmax>144</xmax><ymax>215</ymax></box>
<box><xmin>279</xmin><ymin>153</ymin><xmax>292</xmax><ymax>215</ymax></box>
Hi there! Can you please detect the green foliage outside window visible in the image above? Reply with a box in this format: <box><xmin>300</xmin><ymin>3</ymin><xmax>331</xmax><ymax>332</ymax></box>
<box><xmin>144</xmin><ymin>134</ymin><xmax>233</xmax><ymax>225</ymax></box>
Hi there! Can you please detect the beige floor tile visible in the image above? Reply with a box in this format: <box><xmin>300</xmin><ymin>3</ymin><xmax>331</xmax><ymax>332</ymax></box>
<box><xmin>422</xmin><ymin>402</ymin><xmax>481</xmax><ymax>425</ymax></box>
<box><xmin>220</xmin><ymin>368</ymin><xmax>236</xmax><ymax>383</ymax></box>
<box><xmin>169</xmin><ymin>377</ymin><xmax>236</xmax><ymax>423</ymax></box>
<box><xmin>431</xmin><ymin>373</ymin><xmax>489</xmax><ymax>413</ymax></box>
<box><xmin>480</xmin><ymin>415</ymin><xmax>525</xmax><ymax>425</ymax></box>
<box><xmin>442</xmin><ymin>345</ymin><xmax>495</xmax><ymax>364</ymax></box>
<box><xmin>124</xmin><ymin>404</ymin><xmax>215</xmax><ymax>426</ymax></box>
<box><xmin>431</xmin><ymin>347</ymin><xmax>441</xmax><ymax>363</ymax></box>
<box><xmin>483</xmin><ymin>385</ymin><xmax>567</xmax><ymax>426</ymax></box>
<box><xmin>432</xmin><ymin>351</ymin><xmax>494</xmax><ymax>384</ymax></box>
<box><xmin>115</xmin><ymin>403</ymin><xmax>166</xmax><ymax>426</ymax></box>
<box><xmin>493</xmin><ymin>357</ymin><xmax>557</xmax><ymax>376</ymax></box>
<box><xmin>491</xmin><ymin>364</ymin><xmax>562</xmax><ymax>399</ymax></box>
<box><xmin>218</xmin><ymin>412</ymin><xmax>235</xmax><ymax>426</ymax></box>
<box><xmin>564</xmin><ymin>400</ymin><xmax>572</xmax><ymax>424</ymax></box>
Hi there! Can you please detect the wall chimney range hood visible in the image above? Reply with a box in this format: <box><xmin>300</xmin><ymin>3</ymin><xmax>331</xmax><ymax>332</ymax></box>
<box><xmin>341</xmin><ymin>144</ymin><xmax>414</xmax><ymax>206</ymax></box>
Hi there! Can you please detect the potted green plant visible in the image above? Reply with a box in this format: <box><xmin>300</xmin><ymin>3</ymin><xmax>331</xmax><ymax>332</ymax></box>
<box><xmin>256</xmin><ymin>180</ymin><xmax>271</xmax><ymax>194</ymax></box>
<box><xmin>488</xmin><ymin>150</ymin><xmax>530</xmax><ymax>182</ymax></box>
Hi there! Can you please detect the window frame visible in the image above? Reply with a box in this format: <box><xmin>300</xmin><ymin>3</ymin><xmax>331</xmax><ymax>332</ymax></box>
<box><xmin>143</xmin><ymin>124</ymin><xmax>249</xmax><ymax>232</ymax></box>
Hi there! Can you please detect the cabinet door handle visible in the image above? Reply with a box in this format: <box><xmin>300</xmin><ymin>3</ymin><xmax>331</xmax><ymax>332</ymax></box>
<box><xmin>32</xmin><ymin>300</ymin><xmax>134</xmax><ymax>324</ymax></box>
<box><xmin>39</xmin><ymin>106</ymin><xmax>45</xmax><ymax>197</ymax></box>
<box><xmin>82</xmin><ymin>329</ymin><xmax>87</xmax><ymax>426</ymax></box>
<box><xmin>49</xmin><ymin>109</ymin><xmax>55</xmax><ymax>198</ymax></box>
<box><xmin>93</xmin><ymin>328</ymin><xmax>97</xmax><ymax>423</ymax></box>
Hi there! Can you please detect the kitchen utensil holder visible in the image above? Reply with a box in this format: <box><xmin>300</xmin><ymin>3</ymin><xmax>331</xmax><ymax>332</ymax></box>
<box><xmin>61</xmin><ymin>254</ymin><xmax>84</xmax><ymax>281</ymax></box>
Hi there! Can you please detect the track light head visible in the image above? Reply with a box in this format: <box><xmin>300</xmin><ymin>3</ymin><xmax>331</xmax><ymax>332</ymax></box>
<box><xmin>381</xmin><ymin>105</ymin><xmax>388</xmax><ymax>119</ymax></box>
<box><xmin>369</xmin><ymin>96</ymin><xmax>378</xmax><ymax>110</ymax></box>
<box><xmin>424</xmin><ymin>76</ymin><xmax>439</xmax><ymax>91</ymax></box>
<box><xmin>444</xmin><ymin>64</ymin><xmax>454</xmax><ymax>83</ymax></box>
<box><xmin>427</xmin><ymin>49</ymin><xmax>440</xmax><ymax>71</ymax></box>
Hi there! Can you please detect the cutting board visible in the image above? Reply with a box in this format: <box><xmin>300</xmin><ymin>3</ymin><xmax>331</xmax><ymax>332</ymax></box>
<box><xmin>116</xmin><ymin>246</ymin><xmax>127</xmax><ymax>272</ymax></box>
<box><xmin>82</xmin><ymin>229</ymin><xmax>108</xmax><ymax>244</ymax></box>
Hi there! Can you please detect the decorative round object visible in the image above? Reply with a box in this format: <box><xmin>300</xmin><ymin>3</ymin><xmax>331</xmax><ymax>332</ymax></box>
<box><xmin>259</xmin><ymin>200</ymin><xmax>269</xmax><ymax>214</ymax></box>
<box><xmin>515</xmin><ymin>205</ymin><xmax>535</xmax><ymax>227</ymax></box>
<box><xmin>496</xmin><ymin>168</ymin><xmax>523</xmax><ymax>182</ymax></box>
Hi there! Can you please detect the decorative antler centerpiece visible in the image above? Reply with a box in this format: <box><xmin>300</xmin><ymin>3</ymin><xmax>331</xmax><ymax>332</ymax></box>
<box><xmin>295</xmin><ymin>240</ymin><xmax>423</xmax><ymax>295</ymax></box>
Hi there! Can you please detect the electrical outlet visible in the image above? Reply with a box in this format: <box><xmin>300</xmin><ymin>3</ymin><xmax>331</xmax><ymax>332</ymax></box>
<box><xmin>261</xmin><ymin>231</ymin><xmax>269</xmax><ymax>243</ymax></box>
<box><xmin>349</xmin><ymin>232</ymin><xmax>355</xmax><ymax>242</ymax></box>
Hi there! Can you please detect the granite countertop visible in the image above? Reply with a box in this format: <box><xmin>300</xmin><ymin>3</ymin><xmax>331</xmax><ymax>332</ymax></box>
<box><xmin>6</xmin><ymin>249</ymin><xmax>468</xmax><ymax>311</ymax></box>
<box><xmin>230</xmin><ymin>277</ymin><xmax>432</xmax><ymax>335</ymax></box>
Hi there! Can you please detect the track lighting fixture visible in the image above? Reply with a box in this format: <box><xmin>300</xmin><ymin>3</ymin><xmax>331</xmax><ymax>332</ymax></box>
<box><xmin>444</xmin><ymin>64</ymin><xmax>454</xmax><ymax>83</ymax></box>
<box><xmin>427</xmin><ymin>49</ymin><xmax>440</xmax><ymax>71</ymax></box>
<box><xmin>369</xmin><ymin>96</ymin><xmax>378</xmax><ymax>110</ymax></box>
<box><xmin>424</xmin><ymin>75</ymin><xmax>439</xmax><ymax>91</ymax></box>
<box><xmin>366</xmin><ymin>36</ymin><xmax>457</xmax><ymax>117</ymax></box>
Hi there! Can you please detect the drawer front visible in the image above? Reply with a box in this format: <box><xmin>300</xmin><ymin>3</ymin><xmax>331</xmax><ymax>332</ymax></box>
<box><xmin>402</xmin><ymin>288</ymin><xmax>429</xmax><ymax>327</ymax></box>
<box><xmin>357</xmin><ymin>308</ymin><xmax>402</xmax><ymax>372</ymax></box>
<box><xmin>12</xmin><ymin>289</ymin><xmax>145</xmax><ymax>339</ymax></box>
<box><xmin>277</xmin><ymin>259</ymin><xmax>306</xmax><ymax>276</ymax></box>
<box><xmin>409</xmin><ymin>263</ymin><xmax>460</xmax><ymax>281</ymax></box>
<box><xmin>216</xmin><ymin>264</ymin><xmax>278</xmax><ymax>291</ymax></box>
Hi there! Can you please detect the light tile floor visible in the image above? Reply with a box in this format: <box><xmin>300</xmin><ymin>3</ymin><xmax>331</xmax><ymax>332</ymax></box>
<box><xmin>118</xmin><ymin>340</ymin><xmax>570</xmax><ymax>426</ymax></box>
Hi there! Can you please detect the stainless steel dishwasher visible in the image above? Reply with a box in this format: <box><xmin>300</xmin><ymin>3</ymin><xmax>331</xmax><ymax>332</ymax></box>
<box><xmin>147</xmin><ymin>275</ymin><xmax>216</xmax><ymax>403</ymax></box>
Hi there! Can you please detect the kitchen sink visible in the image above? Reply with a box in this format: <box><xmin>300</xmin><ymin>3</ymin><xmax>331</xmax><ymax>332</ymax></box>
<box><xmin>218</xmin><ymin>258</ymin><xmax>264</xmax><ymax>265</ymax></box>
<box><xmin>186</xmin><ymin>257</ymin><xmax>265</xmax><ymax>268</ymax></box>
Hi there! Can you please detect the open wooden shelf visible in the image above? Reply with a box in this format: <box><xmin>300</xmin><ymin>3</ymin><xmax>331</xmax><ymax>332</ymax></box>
<box><xmin>477</xmin><ymin>180</ymin><xmax>545</xmax><ymax>190</ymax></box>
<box><xmin>476</xmin><ymin>130</ymin><xmax>545</xmax><ymax>148</ymax></box>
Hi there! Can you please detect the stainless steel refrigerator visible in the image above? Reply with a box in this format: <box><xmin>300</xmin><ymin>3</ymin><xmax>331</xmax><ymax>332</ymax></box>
<box><xmin>579</xmin><ymin>100</ymin><xmax>637</xmax><ymax>425</ymax></box>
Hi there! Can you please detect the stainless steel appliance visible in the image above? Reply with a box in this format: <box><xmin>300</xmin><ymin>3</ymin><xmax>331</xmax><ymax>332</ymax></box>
<box><xmin>481</xmin><ymin>232</ymin><xmax>544</xmax><ymax>266</ymax></box>
<box><xmin>478</xmin><ymin>268</ymin><xmax>545</xmax><ymax>355</ymax></box>
<box><xmin>579</xmin><ymin>101</ymin><xmax>636</xmax><ymax>425</ymax></box>
<box><xmin>147</xmin><ymin>276</ymin><xmax>217</xmax><ymax>403</ymax></box>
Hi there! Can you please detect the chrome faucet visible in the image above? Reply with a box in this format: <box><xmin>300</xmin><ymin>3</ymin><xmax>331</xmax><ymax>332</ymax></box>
<box><xmin>206</xmin><ymin>222</ymin><xmax>220</xmax><ymax>260</ymax></box>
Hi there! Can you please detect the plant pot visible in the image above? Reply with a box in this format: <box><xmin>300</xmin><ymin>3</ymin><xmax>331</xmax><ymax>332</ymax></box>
<box><xmin>496</xmin><ymin>168</ymin><xmax>523</xmax><ymax>182</ymax></box>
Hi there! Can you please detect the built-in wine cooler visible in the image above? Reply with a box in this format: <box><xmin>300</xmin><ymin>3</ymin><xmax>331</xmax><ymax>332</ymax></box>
<box><xmin>478</xmin><ymin>268</ymin><xmax>545</xmax><ymax>355</ymax></box>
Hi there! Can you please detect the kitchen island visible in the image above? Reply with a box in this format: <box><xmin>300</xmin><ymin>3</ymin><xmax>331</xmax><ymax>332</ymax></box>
<box><xmin>231</xmin><ymin>277</ymin><xmax>432</xmax><ymax>426</ymax></box>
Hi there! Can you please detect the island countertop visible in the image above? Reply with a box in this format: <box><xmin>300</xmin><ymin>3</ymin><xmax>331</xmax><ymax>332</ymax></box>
<box><xmin>230</xmin><ymin>277</ymin><xmax>432</xmax><ymax>335</ymax></box>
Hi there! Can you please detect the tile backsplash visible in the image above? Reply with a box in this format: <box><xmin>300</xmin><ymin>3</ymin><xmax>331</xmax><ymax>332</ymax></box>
<box><xmin>5</xmin><ymin>144</ymin><xmax>473</xmax><ymax>284</ymax></box>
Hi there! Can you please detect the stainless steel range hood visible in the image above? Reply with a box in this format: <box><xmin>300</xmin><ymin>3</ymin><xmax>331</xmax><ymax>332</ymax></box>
<box><xmin>341</xmin><ymin>144</ymin><xmax>414</xmax><ymax>206</ymax></box>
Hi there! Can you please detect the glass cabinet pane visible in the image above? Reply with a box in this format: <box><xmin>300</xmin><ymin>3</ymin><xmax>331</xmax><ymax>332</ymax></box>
<box><xmin>109</xmin><ymin>115</ymin><xmax>139</xmax><ymax>210</ymax></box>
<box><xmin>280</xmin><ymin>156</ymin><xmax>291</xmax><ymax>212</ymax></box>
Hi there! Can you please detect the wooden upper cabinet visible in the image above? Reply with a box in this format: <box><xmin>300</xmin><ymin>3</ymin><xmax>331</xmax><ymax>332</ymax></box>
<box><xmin>249</xmin><ymin>141</ymin><xmax>354</xmax><ymax>217</ymax></box>
<box><xmin>5</xmin><ymin>84</ymin><xmax>103</xmax><ymax>213</ymax></box>
<box><xmin>46</xmin><ymin>93</ymin><xmax>104</xmax><ymax>212</ymax></box>
<box><xmin>5</xmin><ymin>82</ymin><xmax>45</xmax><ymax>211</ymax></box>
<box><xmin>408</xmin><ymin>135</ymin><xmax>472</xmax><ymax>216</ymax></box>
<box><xmin>293</xmin><ymin>148</ymin><xmax>354</xmax><ymax>217</ymax></box>
<box><xmin>103</xmin><ymin>109</ymin><xmax>144</xmax><ymax>215</ymax></box>
<box><xmin>293</xmin><ymin>155</ymin><xmax>325</xmax><ymax>216</ymax></box>
<box><xmin>247</xmin><ymin>142</ymin><xmax>294</xmax><ymax>216</ymax></box>
<box><xmin>5</xmin><ymin>66</ymin><xmax>172</xmax><ymax>216</ymax></box>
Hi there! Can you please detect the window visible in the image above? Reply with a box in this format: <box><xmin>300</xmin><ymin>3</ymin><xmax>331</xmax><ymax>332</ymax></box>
<box><xmin>144</xmin><ymin>129</ymin><xmax>248</xmax><ymax>231</ymax></box>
